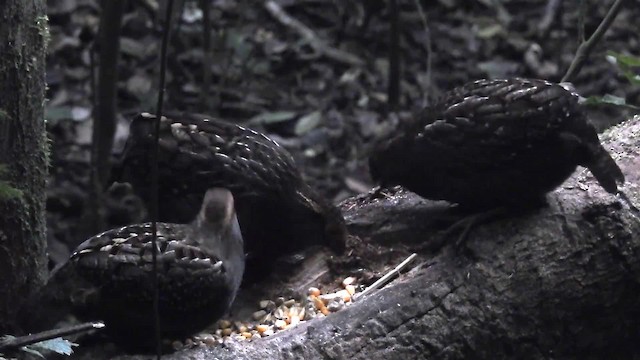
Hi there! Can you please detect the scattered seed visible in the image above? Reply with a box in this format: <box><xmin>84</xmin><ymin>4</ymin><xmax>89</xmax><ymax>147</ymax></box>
<box><xmin>319</xmin><ymin>292</ymin><xmax>340</xmax><ymax>304</ymax></box>
<box><xmin>345</xmin><ymin>284</ymin><xmax>356</xmax><ymax>295</ymax></box>
<box><xmin>275</xmin><ymin>319</ymin><xmax>287</xmax><ymax>330</ymax></box>
<box><xmin>171</xmin><ymin>277</ymin><xmax>363</xmax><ymax>345</ymax></box>
<box><xmin>305</xmin><ymin>302</ymin><xmax>317</xmax><ymax>320</ymax></box>
<box><xmin>195</xmin><ymin>333</ymin><xmax>210</xmax><ymax>341</ymax></box>
<box><xmin>342</xmin><ymin>277</ymin><xmax>357</xmax><ymax>287</ymax></box>
<box><xmin>256</xmin><ymin>324</ymin><xmax>270</xmax><ymax>333</ymax></box>
<box><xmin>259</xmin><ymin>299</ymin><xmax>276</xmax><ymax>310</ymax></box>
<box><xmin>252</xmin><ymin>310</ymin><xmax>268</xmax><ymax>320</ymax></box>
<box><xmin>218</xmin><ymin>319</ymin><xmax>232</xmax><ymax>329</ymax></box>
<box><xmin>312</xmin><ymin>295</ymin><xmax>330</xmax><ymax>315</ymax></box>
<box><xmin>289</xmin><ymin>306</ymin><xmax>299</xmax><ymax>318</ymax></box>
<box><xmin>311</xmin><ymin>295</ymin><xmax>323</xmax><ymax>308</ymax></box>
<box><xmin>308</xmin><ymin>287</ymin><xmax>321</xmax><ymax>296</ymax></box>
<box><xmin>337</xmin><ymin>289</ymin><xmax>351</xmax><ymax>302</ymax></box>
<box><xmin>202</xmin><ymin>336</ymin><xmax>217</xmax><ymax>346</ymax></box>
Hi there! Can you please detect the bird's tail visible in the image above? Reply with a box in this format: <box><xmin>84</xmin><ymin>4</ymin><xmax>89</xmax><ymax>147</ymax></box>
<box><xmin>584</xmin><ymin>144</ymin><xmax>625</xmax><ymax>194</ymax></box>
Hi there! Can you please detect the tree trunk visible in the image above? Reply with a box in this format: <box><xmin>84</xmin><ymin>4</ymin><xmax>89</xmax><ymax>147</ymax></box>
<box><xmin>0</xmin><ymin>0</ymin><xmax>48</xmax><ymax>333</ymax></box>
<box><xmin>120</xmin><ymin>116</ymin><xmax>640</xmax><ymax>360</ymax></box>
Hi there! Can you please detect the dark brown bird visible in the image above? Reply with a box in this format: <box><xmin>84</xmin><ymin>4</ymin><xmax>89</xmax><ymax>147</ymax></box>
<box><xmin>370</xmin><ymin>78</ymin><xmax>625</xmax><ymax>209</ymax></box>
<box><xmin>112</xmin><ymin>112</ymin><xmax>347</xmax><ymax>282</ymax></box>
<box><xmin>44</xmin><ymin>188</ymin><xmax>244</xmax><ymax>349</ymax></box>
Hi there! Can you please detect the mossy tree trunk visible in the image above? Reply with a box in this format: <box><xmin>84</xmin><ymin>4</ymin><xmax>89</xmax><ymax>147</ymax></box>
<box><xmin>0</xmin><ymin>0</ymin><xmax>48</xmax><ymax>333</ymax></box>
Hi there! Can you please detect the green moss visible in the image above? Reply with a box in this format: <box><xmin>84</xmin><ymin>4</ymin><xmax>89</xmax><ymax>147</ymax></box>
<box><xmin>34</xmin><ymin>15</ymin><xmax>50</xmax><ymax>51</ymax></box>
<box><xmin>43</xmin><ymin>130</ymin><xmax>51</xmax><ymax>169</ymax></box>
<box><xmin>0</xmin><ymin>164</ymin><xmax>23</xmax><ymax>202</ymax></box>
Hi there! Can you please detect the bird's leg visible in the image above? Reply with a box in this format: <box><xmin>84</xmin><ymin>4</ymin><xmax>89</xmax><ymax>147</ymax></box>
<box><xmin>441</xmin><ymin>195</ymin><xmax>549</xmax><ymax>257</ymax></box>
<box><xmin>440</xmin><ymin>207</ymin><xmax>510</xmax><ymax>256</ymax></box>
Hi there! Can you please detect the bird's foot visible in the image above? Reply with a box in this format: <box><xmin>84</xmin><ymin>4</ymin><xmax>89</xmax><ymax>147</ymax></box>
<box><xmin>439</xmin><ymin>207</ymin><xmax>509</xmax><ymax>258</ymax></box>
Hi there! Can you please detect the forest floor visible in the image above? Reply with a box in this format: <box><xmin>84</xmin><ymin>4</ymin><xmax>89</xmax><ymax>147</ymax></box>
<box><xmin>43</xmin><ymin>0</ymin><xmax>639</xmax><ymax>354</ymax></box>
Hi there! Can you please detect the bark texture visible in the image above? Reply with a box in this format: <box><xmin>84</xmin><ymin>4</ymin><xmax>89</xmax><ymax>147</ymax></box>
<box><xmin>0</xmin><ymin>0</ymin><xmax>48</xmax><ymax>333</ymax></box>
<box><xmin>121</xmin><ymin>116</ymin><xmax>639</xmax><ymax>359</ymax></box>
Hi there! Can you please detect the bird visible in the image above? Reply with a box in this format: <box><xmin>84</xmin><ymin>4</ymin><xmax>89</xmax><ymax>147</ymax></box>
<box><xmin>370</xmin><ymin>78</ymin><xmax>625</xmax><ymax>210</ymax></box>
<box><xmin>39</xmin><ymin>187</ymin><xmax>245</xmax><ymax>350</ymax></box>
<box><xmin>111</xmin><ymin>112</ymin><xmax>347</xmax><ymax>283</ymax></box>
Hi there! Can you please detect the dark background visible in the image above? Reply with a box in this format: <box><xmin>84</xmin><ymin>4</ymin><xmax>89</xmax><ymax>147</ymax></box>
<box><xmin>45</xmin><ymin>0</ymin><xmax>638</xmax><ymax>285</ymax></box>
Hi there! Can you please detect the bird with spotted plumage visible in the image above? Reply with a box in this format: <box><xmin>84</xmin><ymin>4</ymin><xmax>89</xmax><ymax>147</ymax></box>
<box><xmin>27</xmin><ymin>188</ymin><xmax>245</xmax><ymax>350</ymax></box>
<box><xmin>370</xmin><ymin>78</ymin><xmax>625</xmax><ymax>210</ymax></box>
<box><xmin>112</xmin><ymin>112</ymin><xmax>347</xmax><ymax>283</ymax></box>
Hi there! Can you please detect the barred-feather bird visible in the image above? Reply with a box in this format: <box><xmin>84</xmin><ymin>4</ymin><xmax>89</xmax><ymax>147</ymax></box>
<box><xmin>370</xmin><ymin>78</ymin><xmax>624</xmax><ymax>209</ymax></box>
<box><xmin>113</xmin><ymin>113</ymin><xmax>346</xmax><ymax>282</ymax></box>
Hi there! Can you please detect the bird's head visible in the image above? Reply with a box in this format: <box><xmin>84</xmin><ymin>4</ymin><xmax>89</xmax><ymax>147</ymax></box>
<box><xmin>193</xmin><ymin>188</ymin><xmax>245</xmax><ymax>275</ymax></box>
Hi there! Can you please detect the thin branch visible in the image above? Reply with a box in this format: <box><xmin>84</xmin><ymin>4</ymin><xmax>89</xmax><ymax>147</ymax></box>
<box><xmin>562</xmin><ymin>0</ymin><xmax>627</xmax><ymax>83</ymax></box>
<box><xmin>85</xmin><ymin>0</ymin><xmax>125</xmax><ymax>237</ymax></box>
<box><xmin>354</xmin><ymin>253</ymin><xmax>418</xmax><ymax>300</ymax></box>
<box><xmin>577</xmin><ymin>0</ymin><xmax>587</xmax><ymax>44</ymax></box>
<box><xmin>94</xmin><ymin>0</ymin><xmax>125</xmax><ymax>187</ymax></box>
<box><xmin>151</xmin><ymin>0</ymin><xmax>175</xmax><ymax>358</ymax></box>
<box><xmin>388</xmin><ymin>0</ymin><xmax>400</xmax><ymax>112</ymax></box>
<box><xmin>537</xmin><ymin>0</ymin><xmax>562</xmax><ymax>39</ymax></box>
<box><xmin>414</xmin><ymin>0</ymin><xmax>433</xmax><ymax>106</ymax></box>
<box><xmin>199</xmin><ymin>0</ymin><xmax>212</xmax><ymax>112</ymax></box>
<box><xmin>264</xmin><ymin>1</ymin><xmax>364</xmax><ymax>67</ymax></box>
<box><xmin>0</xmin><ymin>322</ymin><xmax>104</xmax><ymax>352</ymax></box>
<box><xmin>90</xmin><ymin>43</ymin><xmax>97</xmax><ymax>109</ymax></box>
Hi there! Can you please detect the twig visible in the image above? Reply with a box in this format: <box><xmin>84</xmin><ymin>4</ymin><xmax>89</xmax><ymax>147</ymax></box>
<box><xmin>94</xmin><ymin>0</ymin><xmax>125</xmax><ymax>187</ymax></box>
<box><xmin>354</xmin><ymin>253</ymin><xmax>418</xmax><ymax>300</ymax></box>
<box><xmin>264</xmin><ymin>1</ymin><xmax>364</xmax><ymax>67</ymax></box>
<box><xmin>537</xmin><ymin>0</ymin><xmax>562</xmax><ymax>39</ymax></box>
<box><xmin>413</xmin><ymin>0</ymin><xmax>433</xmax><ymax>106</ymax></box>
<box><xmin>577</xmin><ymin>0</ymin><xmax>587</xmax><ymax>44</ymax></box>
<box><xmin>562</xmin><ymin>0</ymin><xmax>627</xmax><ymax>83</ymax></box>
<box><xmin>172</xmin><ymin>0</ymin><xmax>187</xmax><ymax>36</ymax></box>
<box><xmin>151</xmin><ymin>0</ymin><xmax>175</xmax><ymax>358</ymax></box>
<box><xmin>199</xmin><ymin>0</ymin><xmax>212</xmax><ymax>112</ymax></box>
<box><xmin>90</xmin><ymin>42</ymin><xmax>97</xmax><ymax>110</ymax></box>
<box><xmin>85</xmin><ymin>0</ymin><xmax>126</xmax><ymax>237</ymax></box>
<box><xmin>387</xmin><ymin>0</ymin><xmax>400</xmax><ymax>112</ymax></box>
<box><xmin>0</xmin><ymin>322</ymin><xmax>104</xmax><ymax>352</ymax></box>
